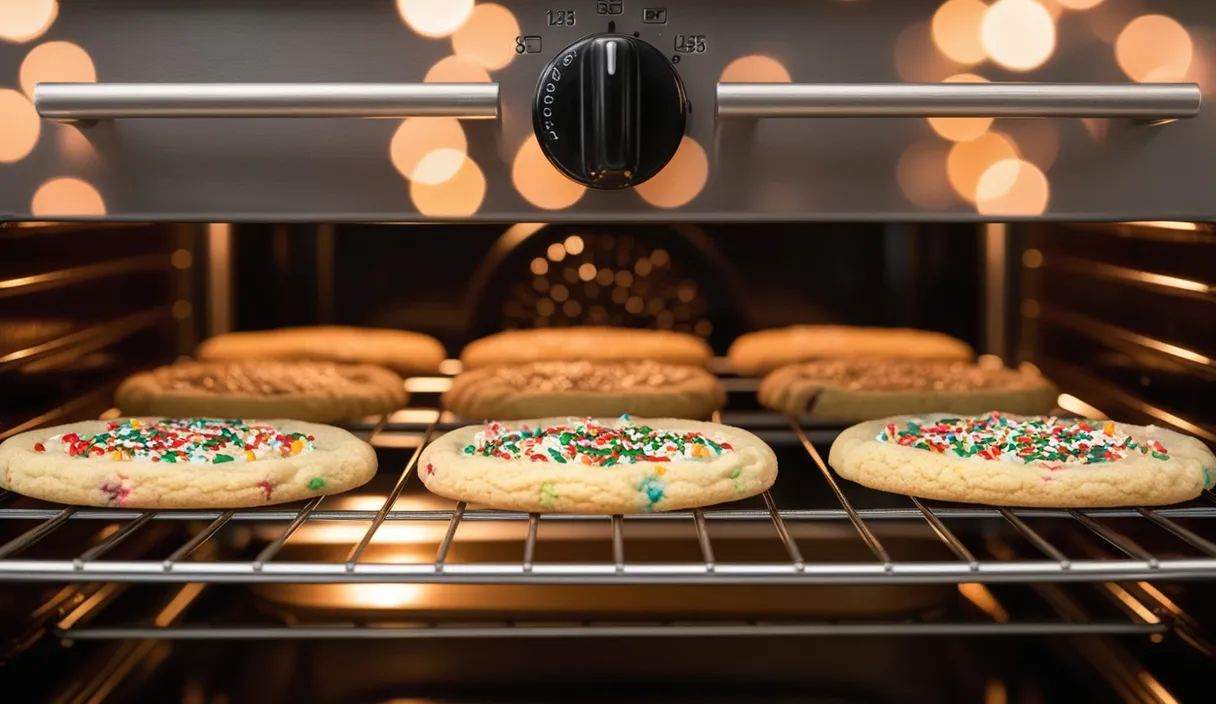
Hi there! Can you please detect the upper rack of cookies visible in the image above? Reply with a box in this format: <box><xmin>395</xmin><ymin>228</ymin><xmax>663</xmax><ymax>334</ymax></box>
<box><xmin>1</xmin><ymin>324</ymin><xmax>1212</xmax><ymax>513</ymax></box>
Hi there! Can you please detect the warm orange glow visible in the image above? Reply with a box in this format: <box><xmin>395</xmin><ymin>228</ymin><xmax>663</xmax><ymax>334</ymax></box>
<box><xmin>1007</xmin><ymin>120</ymin><xmax>1060</xmax><ymax>171</ymax></box>
<box><xmin>897</xmin><ymin>141</ymin><xmax>955</xmax><ymax>210</ymax></box>
<box><xmin>54</xmin><ymin>123</ymin><xmax>97</xmax><ymax>165</ymax></box>
<box><xmin>719</xmin><ymin>55</ymin><xmax>791</xmax><ymax>83</ymax></box>
<box><xmin>928</xmin><ymin>74</ymin><xmax>992</xmax><ymax>142</ymax></box>
<box><xmin>636</xmin><ymin>137</ymin><xmax>709</xmax><ymax>209</ymax></box>
<box><xmin>0</xmin><ymin>0</ymin><xmax>56</xmax><ymax>43</ymax></box>
<box><xmin>452</xmin><ymin>3</ymin><xmax>519</xmax><ymax>72</ymax></box>
<box><xmin>410</xmin><ymin>155</ymin><xmax>485</xmax><ymax>217</ymax></box>
<box><xmin>396</xmin><ymin>0</ymin><xmax>473</xmax><ymax>38</ymax></box>
<box><xmin>390</xmin><ymin>117</ymin><xmax>466</xmax><ymax>184</ymax></box>
<box><xmin>947</xmin><ymin>131</ymin><xmax>1019</xmax><ymax>203</ymax></box>
<box><xmin>564</xmin><ymin>235</ymin><xmax>584</xmax><ymax>255</ymax></box>
<box><xmin>932</xmin><ymin>0</ymin><xmax>987</xmax><ymax>65</ymax></box>
<box><xmin>1116</xmin><ymin>15</ymin><xmax>1192</xmax><ymax>82</ymax></box>
<box><xmin>0</xmin><ymin>89</ymin><xmax>40</xmax><ymax>162</ymax></box>
<box><xmin>981</xmin><ymin>0</ymin><xmax>1056</xmax><ymax>71</ymax></box>
<box><xmin>976</xmin><ymin>158</ymin><xmax>1050</xmax><ymax>216</ymax></box>
<box><xmin>424</xmin><ymin>55</ymin><xmax>491</xmax><ymax>83</ymax></box>
<box><xmin>20</xmin><ymin>41</ymin><xmax>96</xmax><ymax>98</ymax></box>
<box><xmin>895</xmin><ymin>21</ymin><xmax>961</xmax><ymax>83</ymax></box>
<box><xmin>511</xmin><ymin>135</ymin><xmax>585</xmax><ymax>210</ymax></box>
<box><xmin>31</xmin><ymin>177</ymin><xmax>106</xmax><ymax>216</ymax></box>
<box><xmin>1057</xmin><ymin>0</ymin><xmax>1104</xmax><ymax>9</ymax></box>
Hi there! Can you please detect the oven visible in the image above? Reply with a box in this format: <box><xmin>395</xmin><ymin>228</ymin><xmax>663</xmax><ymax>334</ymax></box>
<box><xmin>2</xmin><ymin>1</ymin><xmax>1215</xmax><ymax>702</ymax></box>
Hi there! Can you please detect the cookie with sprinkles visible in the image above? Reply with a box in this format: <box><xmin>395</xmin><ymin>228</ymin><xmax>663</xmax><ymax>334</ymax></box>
<box><xmin>728</xmin><ymin>325</ymin><xmax>974</xmax><ymax>376</ymax></box>
<box><xmin>829</xmin><ymin>412</ymin><xmax>1216</xmax><ymax>507</ymax></box>
<box><xmin>0</xmin><ymin>418</ymin><xmax>377</xmax><ymax>508</ymax></box>
<box><xmin>418</xmin><ymin>416</ymin><xmax>777</xmax><ymax>513</ymax></box>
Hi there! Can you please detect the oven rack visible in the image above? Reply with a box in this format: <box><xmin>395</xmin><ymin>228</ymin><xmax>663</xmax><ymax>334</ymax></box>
<box><xmin>2</xmin><ymin>412</ymin><xmax>1215</xmax><ymax>586</ymax></box>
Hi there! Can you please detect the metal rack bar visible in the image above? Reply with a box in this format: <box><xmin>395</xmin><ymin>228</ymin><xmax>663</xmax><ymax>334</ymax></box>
<box><xmin>1068</xmin><ymin>510</ymin><xmax>1158</xmax><ymax>566</ymax></box>
<box><xmin>252</xmin><ymin>496</ymin><xmax>323</xmax><ymax>570</ymax></box>
<box><xmin>789</xmin><ymin>416</ymin><xmax>892</xmax><ymax>566</ymax></box>
<box><xmin>434</xmin><ymin>502</ymin><xmax>467</xmax><ymax>571</ymax></box>
<box><xmin>692</xmin><ymin>509</ymin><xmax>716</xmax><ymax>572</ymax></box>
<box><xmin>74</xmin><ymin>512</ymin><xmax>155</xmax><ymax>566</ymax></box>
<box><xmin>162</xmin><ymin>510</ymin><xmax>233</xmax><ymax>569</ymax></box>
<box><xmin>522</xmin><ymin>513</ymin><xmax>539</xmax><ymax>572</ymax></box>
<box><xmin>1136</xmin><ymin>508</ymin><xmax>1216</xmax><ymax>557</ymax></box>
<box><xmin>611</xmin><ymin>515</ymin><xmax>626</xmax><ymax>572</ymax></box>
<box><xmin>344</xmin><ymin>417</ymin><xmax>439</xmax><ymax>569</ymax></box>
<box><xmin>762</xmin><ymin>491</ymin><xmax>804</xmax><ymax>570</ymax></box>
<box><xmin>998</xmin><ymin>507</ymin><xmax>1071</xmax><ymax>568</ymax></box>
<box><xmin>0</xmin><ymin>307</ymin><xmax>171</xmax><ymax>372</ymax></box>
<box><xmin>55</xmin><ymin>621</ymin><xmax>1167</xmax><ymax>641</ymax></box>
<box><xmin>912</xmin><ymin>497</ymin><xmax>978</xmax><ymax>569</ymax></box>
<box><xmin>0</xmin><ymin>253</ymin><xmax>174</xmax><ymax>299</ymax></box>
<box><xmin>0</xmin><ymin>507</ymin><xmax>75</xmax><ymax>559</ymax></box>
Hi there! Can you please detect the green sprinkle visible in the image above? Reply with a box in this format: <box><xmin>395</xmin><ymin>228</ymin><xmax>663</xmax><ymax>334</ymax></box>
<box><xmin>539</xmin><ymin>482</ymin><xmax>558</xmax><ymax>508</ymax></box>
<box><xmin>547</xmin><ymin>448</ymin><xmax>567</xmax><ymax>464</ymax></box>
<box><xmin>463</xmin><ymin>444</ymin><xmax>475</xmax><ymax>454</ymax></box>
<box><xmin>212</xmin><ymin>454</ymin><xmax>234</xmax><ymax>464</ymax></box>
<box><xmin>307</xmin><ymin>477</ymin><xmax>326</xmax><ymax>491</ymax></box>
<box><xmin>730</xmin><ymin>469</ymin><xmax>741</xmax><ymax>479</ymax></box>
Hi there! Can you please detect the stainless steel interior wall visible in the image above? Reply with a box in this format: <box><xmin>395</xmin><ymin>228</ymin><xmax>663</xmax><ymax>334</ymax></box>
<box><xmin>0</xmin><ymin>0</ymin><xmax>1213</xmax><ymax>221</ymax></box>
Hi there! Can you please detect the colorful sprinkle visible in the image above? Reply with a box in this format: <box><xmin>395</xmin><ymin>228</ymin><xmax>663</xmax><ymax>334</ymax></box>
<box><xmin>307</xmin><ymin>477</ymin><xmax>326</xmax><ymax>491</ymax></box>
<box><xmin>539</xmin><ymin>482</ymin><xmax>558</xmax><ymax>508</ymax></box>
<box><xmin>462</xmin><ymin>417</ymin><xmax>732</xmax><ymax>466</ymax></box>
<box><xmin>39</xmin><ymin>418</ymin><xmax>316</xmax><ymax>465</ymax></box>
<box><xmin>878</xmin><ymin>412</ymin><xmax>1170</xmax><ymax>466</ymax></box>
<box><xmin>638</xmin><ymin>475</ymin><xmax>665</xmax><ymax>510</ymax></box>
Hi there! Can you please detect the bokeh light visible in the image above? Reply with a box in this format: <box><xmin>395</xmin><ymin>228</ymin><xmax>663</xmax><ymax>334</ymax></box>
<box><xmin>932</xmin><ymin>0</ymin><xmax>987</xmax><ymax>65</ymax></box>
<box><xmin>424</xmin><ymin>56</ymin><xmax>491</xmax><ymax>83</ymax></box>
<box><xmin>1116</xmin><ymin>15</ymin><xmax>1192</xmax><ymax>82</ymax></box>
<box><xmin>0</xmin><ymin>89</ymin><xmax>40</xmax><ymax>162</ymax></box>
<box><xmin>390</xmin><ymin>118</ymin><xmax>466</xmax><ymax>184</ymax></box>
<box><xmin>947</xmin><ymin>131</ymin><xmax>1019</xmax><ymax>203</ymax></box>
<box><xmin>511</xmin><ymin>135</ymin><xmax>586</xmax><ymax>210</ymax></box>
<box><xmin>981</xmin><ymin>0</ymin><xmax>1056</xmax><ymax>71</ymax></box>
<box><xmin>635</xmin><ymin>137</ymin><xmax>709</xmax><ymax>209</ymax></box>
<box><xmin>410</xmin><ymin>155</ymin><xmax>485</xmax><ymax>217</ymax></box>
<box><xmin>396</xmin><ymin>0</ymin><xmax>474</xmax><ymax>38</ymax></box>
<box><xmin>976</xmin><ymin>158</ymin><xmax>1050</xmax><ymax>215</ymax></box>
<box><xmin>927</xmin><ymin>74</ymin><xmax>992</xmax><ymax>142</ymax></box>
<box><xmin>20</xmin><ymin>41</ymin><xmax>96</xmax><ymax>99</ymax></box>
<box><xmin>31</xmin><ymin>177</ymin><xmax>106</xmax><ymax>216</ymax></box>
<box><xmin>897</xmin><ymin>141</ymin><xmax>956</xmax><ymax>210</ymax></box>
<box><xmin>719</xmin><ymin>55</ymin><xmax>791</xmax><ymax>83</ymax></box>
<box><xmin>452</xmin><ymin>3</ymin><xmax>519</xmax><ymax>71</ymax></box>
<box><xmin>1006</xmin><ymin>120</ymin><xmax>1060</xmax><ymax>171</ymax></box>
<box><xmin>0</xmin><ymin>0</ymin><xmax>57</xmax><ymax>43</ymax></box>
<box><xmin>1057</xmin><ymin>0</ymin><xmax>1104</xmax><ymax>9</ymax></box>
<box><xmin>54</xmin><ymin>123</ymin><xmax>97</xmax><ymax>166</ymax></box>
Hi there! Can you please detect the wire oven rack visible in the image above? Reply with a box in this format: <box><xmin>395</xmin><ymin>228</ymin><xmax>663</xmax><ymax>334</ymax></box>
<box><xmin>1</xmin><ymin>366</ymin><xmax>1215</xmax><ymax>641</ymax></box>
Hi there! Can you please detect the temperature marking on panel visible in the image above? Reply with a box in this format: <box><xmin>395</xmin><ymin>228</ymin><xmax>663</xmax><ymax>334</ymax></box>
<box><xmin>674</xmin><ymin>34</ymin><xmax>706</xmax><ymax>54</ymax></box>
<box><xmin>516</xmin><ymin>36</ymin><xmax>543</xmax><ymax>54</ymax></box>
<box><xmin>642</xmin><ymin>8</ymin><xmax>667</xmax><ymax>24</ymax></box>
<box><xmin>547</xmin><ymin>9</ymin><xmax>576</xmax><ymax>26</ymax></box>
<box><xmin>597</xmin><ymin>2</ymin><xmax>624</xmax><ymax>15</ymax></box>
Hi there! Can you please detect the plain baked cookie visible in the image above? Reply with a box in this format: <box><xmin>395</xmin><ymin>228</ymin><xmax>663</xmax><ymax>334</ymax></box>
<box><xmin>116</xmin><ymin>361</ymin><xmax>407</xmax><ymax>423</ymax></box>
<box><xmin>419</xmin><ymin>416</ymin><xmax>777</xmax><ymax>513</ymax></box>
<box><xmin>759</xmin><ymin>359</ymin><xmax>1057</xmax><ymax>421</ymax></box>
<box><xmin>728</xmin><ymin>326</ymin><xmax>974</xmax><ymax>376</ymax></box>
<box><xmin>829</xmin><ymin>412</ymin><xmax>1216</xmax><ymax>507</ymax></box>
<box><xmin>196</xmin><ymin>326</ymin><xmax>445</xmax><ymax>376</ymax></box>
<box><xmin>0</xmin><ymin>418</ymin><xmax>377</xmax><ymax>508</ymax></box>
<box><xmin>460</xmin><ymin>327</ymin><xmax>712</xmax><ymax>370</ymax></box>
<box><xmin>444</xmin><ymin>361</ymin><xmax>726</xmax><ymax>420</ymax></box>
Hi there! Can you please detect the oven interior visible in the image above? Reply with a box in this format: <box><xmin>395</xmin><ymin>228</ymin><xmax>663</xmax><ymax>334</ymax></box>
<box><xmin>1</xmin><ymin>220</ymin><xmax>1213</xmax><ymax>703</ymax></box>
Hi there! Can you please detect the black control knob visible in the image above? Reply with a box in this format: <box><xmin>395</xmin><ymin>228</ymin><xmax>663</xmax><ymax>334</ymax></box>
<box><xmin>533</xmin><ymin>33</ymin><xmax>687</xmax><ymax>189</ymax></box>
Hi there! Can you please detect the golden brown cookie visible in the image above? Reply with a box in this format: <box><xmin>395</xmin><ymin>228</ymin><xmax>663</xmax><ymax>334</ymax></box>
<box><xmin>444</xmin><ymin>361</ymin><xmax>725</xmax><ymax>420</ymax></box>
<box><xmin>196</xmin><ymin>326</ymin><xmax>445</xmax><ymax>376</ymax></box>
<box><xmin>0</xmin><ymin>418</ymin><xmax>377</xmax><ymax>508</ymax></box>
<box><xmin>728</xmin><ymin>325</ymin><xmax>974</xmax><ymax>376</ymax></box>
<box><xmin>460</xmin><ymin>327</ymin><xmax>711</xmax><ymax>370</ymax></box>
<box><xmin>419</xmin><ymin>416</ymin><xmax>777</xmax><ymax>513</ymax></box>
<box><xmin>759</xmin><ymin>359</ymin><xmax>1057</xmax><ymax>421</ymax></box>
<box><xmin>829</xmin><ymin>412</ymin><xmax>1215</xmax><ymax>507</ymax></box>
<box><xmin>116</xmin><ymin>361</ymin><xmax>406</xmax><ymax>423</ymax></box>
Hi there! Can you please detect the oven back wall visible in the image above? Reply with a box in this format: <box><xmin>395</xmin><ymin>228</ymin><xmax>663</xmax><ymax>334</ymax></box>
<box><xmin>1</xmin><ymin>0</ymin><xmax>1213</xmax><ymax>221</ymax></box>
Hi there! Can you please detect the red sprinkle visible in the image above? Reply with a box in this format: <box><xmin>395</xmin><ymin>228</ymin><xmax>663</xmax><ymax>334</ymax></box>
<box><xmin>33</xmin><ymin>443</ymin><xmax>45</xmax><ymax>453</ymax></box>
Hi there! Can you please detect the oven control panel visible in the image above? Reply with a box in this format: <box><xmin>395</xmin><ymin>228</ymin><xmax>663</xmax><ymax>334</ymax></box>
<box><xmin>0</xmin><ymin>0</ymin><xmax>1213</xmax><ymax>221</ymax></box>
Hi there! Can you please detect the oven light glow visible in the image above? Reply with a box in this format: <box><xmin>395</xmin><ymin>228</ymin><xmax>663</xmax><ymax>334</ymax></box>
<box><xmin>424</xmin><ymin>55</ymin><xmax>491</xmax><ymax>84</ymax></box>
<box><xmin>719</xmin><ymin>55</ymin><xmax>791</xmax><ymax>83</ymax></box>
<box><xmin>635</xmin><ymin>136</ymin><xmax>709</xmax><ymax>209</ymax></box>
<box><xmin>0</xmin><ymin>0</ymin><xmax>57</xmax><ymax>44</ymax></box>
<box><xmin>1127</xmin><ymin>222</ymin><xmax>1197</xmax><ymax>231</ymax></box>
<box><xmin>980</xmin><ymin>0</ymin><xmax>1056</xmax><ymax>71</ymax></box>
<box><xmin>946</xmin><ymin>131</ymin><xmax>1019</xmax><ymax>203</ymax></box>
<box><xmin>512</xmin><ymin>135</ymin><xmax>586</xmax><ymax>210</ymax></box>
<box><xmin>1116</xmin><ymin>15</ymin><xmax>1192</xmax><ymax>82</ymax></box>
<box><xmin>410</xmin><ymin>155</ymin><xmax>485</xmax><ymax>217</ymax></box>
<box><xmin>31</xmin><ymin>177</ymin><xmax>105</xmax><ymax>216</ymax></box>
<box><xmin>412</xmin><ymin>148</ymin><xmax>466</xmax><ymax>185</ymax></box>
<box><xmin>931</xmin><ymin>0</ymin><xmax>987</xmax><ymax>65</ymax></box>
<box><xmin>976</xmin><ymin>158</ymin><xmax>1050</xmax><ymax>216</ymax></box>
<box><xmin>390</xmin><ymin>117</ymin><xmax>467</xmax><ymax>184</ymax></box>
<box><xmin>19</xmin><ymin>40</ymin><xmax>95</xmax><ymax>99</ymax></box>
<box><xmin>1057</xmin><ymin>0</ymin><xmax>1104</xmax><ymax>9</ymax></box>
<box><xmin>451</xmin><ymin>3</ymin><xmax>520</xmax><ymax>72</ymax></box>
<box><xmin>927</xmin><ymin>74</ymin><xmax>993</xmax><ymax>142</ymax></box>
<box><xmin>396</xmin><ymin>0</ymin><xmax>473</xmax><ymax>39</ymax></box>
<box><xmin>1056</xmin><ymin>394</ymin><xmax>1107</xmax><ymax>418</ymax></box>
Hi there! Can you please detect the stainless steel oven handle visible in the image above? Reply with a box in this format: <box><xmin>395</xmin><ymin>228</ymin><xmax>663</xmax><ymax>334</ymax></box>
<box><xmin>34</xmin><ymin>83</ymin><xmax>500</xmax><ymax>120</ymax></box>
<box><xmin>716</xmin><ymin>83</ymin><xmax>1201</xmax><ymax>120</ymax></box>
